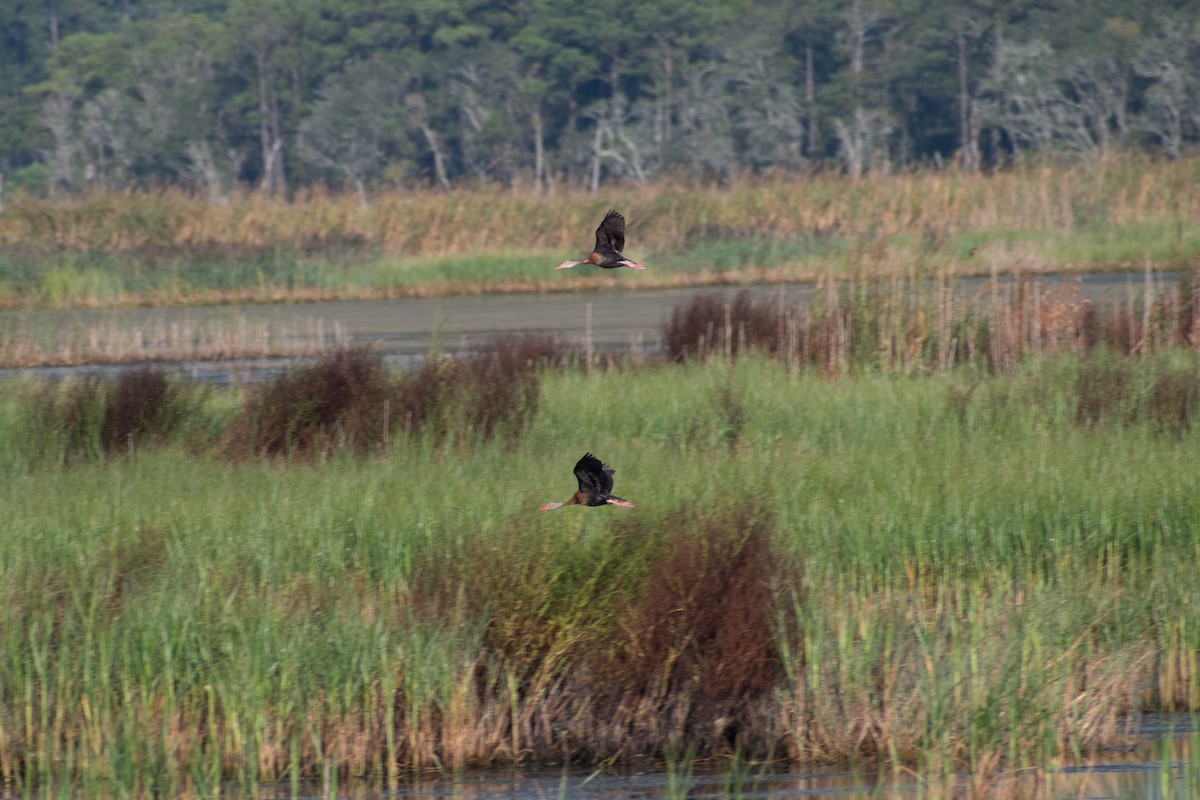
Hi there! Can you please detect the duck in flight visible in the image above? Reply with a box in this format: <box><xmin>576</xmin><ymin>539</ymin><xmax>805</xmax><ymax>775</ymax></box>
<box><xmin>556</xmin><ymin>210</ymin><xmax>647</xmax><ymax>270</ymax></box>
<box><xmin>539</xmin><ymin>453</ymin><xmax>636</xmax><ymax>510</ymax></box>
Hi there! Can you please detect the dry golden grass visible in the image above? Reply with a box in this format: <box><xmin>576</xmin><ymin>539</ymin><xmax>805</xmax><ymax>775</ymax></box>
<box><xmin>1</xmin><ymin>155</ymin><xmax>1198</xmax><ymax>311</ymax></box>
<box><xmin>2</xmin><ymin>155</ymin><xmax>1196</xmax><ymax>256</ymax></box>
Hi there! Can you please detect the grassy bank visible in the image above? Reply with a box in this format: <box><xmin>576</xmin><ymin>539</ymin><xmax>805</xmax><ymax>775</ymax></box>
<box><xmin>2</xmin><ymin>156</ymin><xmax>1200</xmax><ymax>308</ymax></box>
<box><xmin>2</xmin><ymin>350</ymin><xmax>1200</xmax><ymax>796</ymax></box>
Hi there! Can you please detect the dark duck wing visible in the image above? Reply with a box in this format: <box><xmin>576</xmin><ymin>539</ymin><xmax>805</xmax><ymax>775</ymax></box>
<box><xmin>573</xmin><ymin>452</ymin><xmax>615</xmax><ymax>502</ymax></box>
<box><xmin>593</xmin><ymin>210</ymin><xmax>626</xmax><ymax>261</ymax></box>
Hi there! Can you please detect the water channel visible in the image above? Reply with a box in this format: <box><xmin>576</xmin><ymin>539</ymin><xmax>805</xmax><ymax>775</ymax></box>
<box><xmin>0</xmin><ymin>271</ymin><xmax>1178</xmax><ymax>384</ymax></box>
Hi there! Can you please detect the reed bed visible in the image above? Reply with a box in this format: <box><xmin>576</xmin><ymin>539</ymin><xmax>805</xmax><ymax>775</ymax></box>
<box><xmin>0</xmin><ymin>311</ymin><xmax>346</xmax><ymax>368</ymax></box>
<box><xmin>2</xmin><ymin>155</ymin><xmax>1199</xmax><ymax>307</ymax></box>
<box><xmin>2</xmin><ymin>346</ymin><xmax>1200</xmax><ymax>796</ymax></box>
<box><xmin>661</xmin><ymin>269</ymin><xmax>1200</xmax><ymax>377</ymax></box>
<box><xmin>5</xmin><ymin>157</ymin><xmax>1198</xmax><ymax>252</ymax></box>
<box><xmin>220</xmin><ymin>336</ymin><xmax>558</xmax><ymax>460</ymax></box>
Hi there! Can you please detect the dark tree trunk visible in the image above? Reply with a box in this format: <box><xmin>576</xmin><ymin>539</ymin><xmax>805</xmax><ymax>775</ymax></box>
<box><xmin>956</xmin><ymin>25</ymin><xmax>977</xmax><ymax>171</ymax></box>
<box><xmin>532</xmin><ymin>107</ymin><xmax>545</xmax><ymax>189</ymax></box>
<box><xmin>805</xmin><ymin>35</ymin><xmax>817</xmax><ymax>158</ymax></box>
<box><xmin>421</xmin><ymin>124</ymin><xmax>451</xmax><ymax>191</ymax></box>
<box><xmin>565</xmin><ymin>97</ymin><xmax>578</xmax><ymax>184</ymax></box>
<box><xmin>663</xmin><ymin>46</ymin><xmax>673</xmax><ymax>146</ymax></box>
<box><xmin>256</xmin><ymin>49</ymin><xmax>286</xmax><ymax>197</ymax></box>
<box><xmin>48</xmin><ymin>1</ymin><xmax>59</xmax><ymax>48</ymax></box>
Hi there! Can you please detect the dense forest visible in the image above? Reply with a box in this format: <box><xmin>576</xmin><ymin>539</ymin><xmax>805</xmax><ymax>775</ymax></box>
<box><xmin>2</xmin><ymin>0</ymin><xmax>1200</xmax><ymax>198</ymax></box>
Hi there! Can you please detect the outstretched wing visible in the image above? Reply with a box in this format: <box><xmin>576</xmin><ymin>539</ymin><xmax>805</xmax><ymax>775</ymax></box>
<box><xmin>573</xmin><ymin>452</ymin><xmax>615</xmax><ymax>495</ymax></box>
<box><xmin>593</xmin><ymin>210</ymin><xmax>626</xmax><ymax>258</ymax></box>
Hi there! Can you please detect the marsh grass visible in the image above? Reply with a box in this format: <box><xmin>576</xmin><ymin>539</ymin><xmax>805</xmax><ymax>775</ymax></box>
<box><xmin>660</xmin><ymin>267</ymin><xmax>1200</xmax><ymax>379</ymax></box>
<box><xmin>4</xmin><ymin>156</ymin><xmax>1200</xmax><ymax>307</ymax></box>
<box><xmin>598</xmin><ymin>502</ymin><xmax>785</xmax><ymax>717</ymax></box>
<box><xmin>18</xmin><ymin>366</ymin><xmax>206</xmax><ymax>465</ymax></box>
<box><xmin>221</xmin><ymin>345</ymin><xmax>399</xmax><ymax>459</ymax></box>
<box><xmin>5</xmin><ymin>351</ymin><xmax>1200</xmax><ymax>793</ymax></box>
<box><xmin>222</xmin><ymin>337</ymin><xmax>558</xmax><ymax>459</ymax></box>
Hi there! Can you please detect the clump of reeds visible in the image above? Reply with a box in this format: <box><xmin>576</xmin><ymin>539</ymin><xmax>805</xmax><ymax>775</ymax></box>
<box><xmin>390</xmin><ymin>333</ymin><xmax>560</xmax><ymax>449</ymax></box>
<box><xmin>221</xmin><ymin>346</ymin><xmax>396</xmax><ymax>459</ymax></box>
<box><xmin>413</xmin><ymin>498</ymin><xmax>788</xmax><ymax>762</ymax></box>
<box><xmin>222</xmin><ymin>336</ymin><xmax>560</xmax><ymax>459</ymax></box>
<box><xmin>596</xmin><ymin>501</ymin><xmax>786</xmax><ymax>749</ymax></box>
<box><xmin>1073</xmin><ymin>355</ymin><xmax>1200</xmax><ymax>434</ymax></box>
<box><xmin>423</xmin><ymin>333</ymin><xmax>562</xmax><ymax>444</ymax></box>
<box><xmin>22</xmin><ymin>366</ymin><xmax>203</xmax><ymax>464</ymax></box>
<box><xmin>958</xmin><ymin>353</ymin><xmax>1200</xmax><ymax>436</ymax></box>
<box><xmin>662</xmin><ymin>290</ymin><xmax>785</xmax><ymax>363</ymax></box>
<box><xmin>660</xmin><ymin>269</ymin><xmax>1200</xmax><ymax>378</ymax></box>
<box><xmin>99</xmin><ymin>366</ymin><xmax>202</xmax><ymax>453</ymax></box>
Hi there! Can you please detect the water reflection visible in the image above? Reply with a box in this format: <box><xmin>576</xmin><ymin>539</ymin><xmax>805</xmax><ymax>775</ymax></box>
<box><xmin>227</xmin><ymin>725</ymin><xmax>1198</xmax><ymax>800</ymax></box>
<box><xmin>374</xmin><ymin>757</ymin><xmax>1198</xmax><ymax>800</ymax></box>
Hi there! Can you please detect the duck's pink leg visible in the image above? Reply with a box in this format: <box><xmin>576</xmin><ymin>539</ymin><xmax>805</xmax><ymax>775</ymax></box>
<box><xmin>606</xmin><ymin>498</ymin><xmax>636</xmax><ymax>508</ymax></box>
<box><xmin>617</xmin><ymin>260</ymin><xmax>646</xmax><ymax>270</ymax></box>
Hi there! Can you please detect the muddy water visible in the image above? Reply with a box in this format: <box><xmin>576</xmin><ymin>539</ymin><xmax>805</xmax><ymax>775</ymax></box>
<box><xmin>0</xmin><ymin>271</ymin><xmax>1174</xmax><ymax>383</ymax></box>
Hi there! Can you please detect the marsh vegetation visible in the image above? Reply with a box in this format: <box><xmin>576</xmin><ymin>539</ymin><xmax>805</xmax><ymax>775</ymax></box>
<box><xmin>4</xmin><ymin>288</ymin><xmax>1200</xmax><ymax>795</ymax></box>
<box><xmin>2</xmin><ymin>157</ymin><xmax>1200</xmax><ymax>308</ymax></box>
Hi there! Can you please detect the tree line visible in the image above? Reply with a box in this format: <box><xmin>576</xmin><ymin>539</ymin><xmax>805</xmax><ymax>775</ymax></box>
<box><xmin>2</xmin><ymin>0</ymin><xmax>1199</xmax><ymax>199</ymax></box>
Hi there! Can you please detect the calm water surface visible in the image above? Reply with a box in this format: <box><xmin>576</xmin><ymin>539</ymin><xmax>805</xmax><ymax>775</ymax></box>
<box><xmin>109</xmin><ymin>716</ymin><xmax>1191</xmax><ymax>800</ymax></box>
<box><xmin>193</xmin><ymin>749</ymin><xmax>1200</xmax><ymax>800</ymax></box>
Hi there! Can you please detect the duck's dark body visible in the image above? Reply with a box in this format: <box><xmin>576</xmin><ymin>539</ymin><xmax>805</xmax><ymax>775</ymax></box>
<box><xmin>540</xmin><ymin>452</ymin><xmax>635</xmax><ymax>509</ymax></box>
<box><xmin>556</xmin><ymin>211</ymin><xmax>647</xmax><ymax>271</ymax></box>
<box><xmin>573</xmin><ymin>452</ymin><xmax>629</xmax><ymax>505</ymax></box>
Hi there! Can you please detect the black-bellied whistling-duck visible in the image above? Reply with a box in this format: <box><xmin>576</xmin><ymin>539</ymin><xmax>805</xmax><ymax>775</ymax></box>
<box><xmin>556</xmin><ymin>210</ymin><xmax>647</xmax><ymax>270</ymax></box>
<box><xmin>539</xmin><ymin>452</ymin><xmax>636</xmax><ymax>510</ymax></box>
